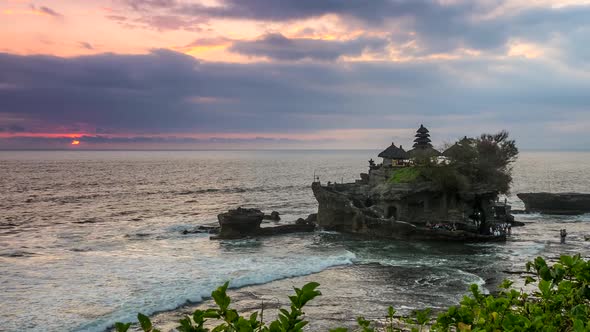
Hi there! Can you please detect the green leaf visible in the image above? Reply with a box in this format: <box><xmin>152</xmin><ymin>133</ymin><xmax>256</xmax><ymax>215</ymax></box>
<box><xmin>388</xmin><ymin>306</ymin><xmax>396</xmax><ymax>318</ymax></box>
<box><xmin>203</xmin><ymin>309</ymin><xmax>220</xmax><ymax>319</ymax></box>
<box><xmin>137</xmin><ymin>313</ymin><xmax>152</xmax><ymax>332</ymax></box>
<box><xmin>114</xmin><ymin>322</ymin><xmax>131</xmax><ymax>332</ymax></box>
<box><xmin>225</xmin><ymin>309</ymin><xmax>239</xmax><ymax>323</ymax></box>
<box><xmin>573</xmin><ymin>319</ymin><xmax>585</xmax><ymax>332</ymax></box>
<box><xmin>268</xmin><ymin>321</ymin><xmax>282</xmax><ymax>332</ymax></box>
<box><xmin>524</xmin><ymin>276</ymin><xmax>536</xmax><ymax>285</ymax></box>
<box><xmin>538</xmin><ymin>279</ymin><xmax>551</xmax><ymax>297</ymax></box>
<box><xmin>211</xmin><ymin>282</ymin><xmax>231</xmax><ymax>311</ymax></box>
<box><xmin>293</xmin><ymin>320</ymin><xmax>308</xmax><ymax>331</ymax></box>
<box><xmin>249</xmin><ymin>312</ymin><xmax>258</xmax><ymax>323</ymax></box>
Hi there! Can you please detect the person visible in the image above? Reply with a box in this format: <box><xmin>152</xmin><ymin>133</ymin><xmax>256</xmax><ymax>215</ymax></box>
<box><xmin>507</xmin><ymin>224</ymin><xmax>512</xmax><ymax>236</ymax></box>
<box><xmin>560</xmin><ymin>229</ymin><xmax>567</xmax><ymax>244</ymax></box>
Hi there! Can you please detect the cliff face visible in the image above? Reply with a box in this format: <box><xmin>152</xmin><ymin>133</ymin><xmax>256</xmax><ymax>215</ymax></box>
<box><xmin>312</xmin><ymin>169</ymin><xmax>513</xmax><ymax>241</ymax></box>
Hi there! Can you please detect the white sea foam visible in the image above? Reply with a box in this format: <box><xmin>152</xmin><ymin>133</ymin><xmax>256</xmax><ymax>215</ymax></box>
<box><xmin>74</xmin><ymin>246</ymin><xmax>356</xmax><ymax>332</ymax></box>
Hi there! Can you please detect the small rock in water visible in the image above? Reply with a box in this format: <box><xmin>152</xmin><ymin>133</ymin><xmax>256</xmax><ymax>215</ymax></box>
<box><xmin>263</xmin><ymin>211</ymin><xmax>281</xmax><ymax>221</ymax></box>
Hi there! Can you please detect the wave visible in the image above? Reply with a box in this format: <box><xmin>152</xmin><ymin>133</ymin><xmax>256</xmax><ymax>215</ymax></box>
<box><xmin>26</xmin><ymin>184</ymin><xmax>310</xmax><ymax>205</ymax></box>
<box><xmin>74</xmin><ymin>250</ymin><xmax>356</xmax><ymax>332</ymax></box>
<box><xmin>0</xmin><ymin>250</ymin><xmax>38</xmax><ymax>258</ymax></box>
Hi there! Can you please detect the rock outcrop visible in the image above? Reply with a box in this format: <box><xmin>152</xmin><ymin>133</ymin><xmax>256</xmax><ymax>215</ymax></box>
<box><xmin>517</xmin><ymin>192</ymin><xmax>590</xmax><ymax>215</ymax></box>
<box><xmin>312</xmin><ymin>176</ymin><xmax>514</xmax><ymax>242</ymax></box>
<box><xmin>263</xmin><ymin>211</ymin><xmax>281</xmax><ymax>221</ymax></box>
<box><xmin>217</xmin><ymin>207</ymin><xmax>264</xmax><ymax>238</ymax></box>
<box><xmin>214</xmin><ymin>207</ymin><xmax>315</xmax><ymax>239</ymax></box>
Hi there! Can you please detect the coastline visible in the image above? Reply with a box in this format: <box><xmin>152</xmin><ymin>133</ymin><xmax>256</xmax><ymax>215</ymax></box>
<box><xmin>136</xmin><ymin>262</ymin><xmax>500</xmax><ymax>332</ymax></box>
<box><xmin>113</xmin><ymin>219</ymin><xmax>590</xmax><ymax>332</ymax></box>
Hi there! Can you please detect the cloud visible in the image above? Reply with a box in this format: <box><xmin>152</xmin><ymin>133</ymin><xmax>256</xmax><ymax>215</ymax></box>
<box><xmin>1</xmin><ymin>49</ymin><xmax>590</xmax><ymax>149</ymax></box>
<box><xmin>30</xmin><ymin>4</ymin><xmax>62</xmax><ymax>17</ymax></box>
<box><xmin>164</xmin><ymin>1</ymin><xmax>590</xmax><ymax>55</ymax></box>
<box><xmin>122</xmin><ymin>0</ymin><xmax>177</xmax><ymax>10</ymax></box>
<box><xmin>136</xmin><ymin>14</ymin><xmax>202</xmax><ymax>31</ymax></box>
<box><xmin>7</xmin><ymin>125</ymin><xmax>26</xmax><ymax>132</ymax></box>
<box><xmin>229</xmin><ymin>33</ymin><xmax>390</xmax><ymax>61</ymax></box>
<box><xmin>79</xmin><ymin>42</ymin><xmax>94</xmax><ymax>50</ymax></box>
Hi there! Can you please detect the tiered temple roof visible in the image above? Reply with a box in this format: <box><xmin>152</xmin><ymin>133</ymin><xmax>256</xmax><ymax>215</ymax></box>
<box><xmin>378</xmin><ymin>143</ymin><xmax>408</xmax><ymax>160</ymax></box>
<box><xmin>407</xmin><ymin>124</ymin><xmax>441</xmax><ymax>158</ymax></box>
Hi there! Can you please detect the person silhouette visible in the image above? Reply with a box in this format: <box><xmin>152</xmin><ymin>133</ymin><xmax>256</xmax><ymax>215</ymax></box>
<box><xmin>560</xmin><ymin>229</ymin><xmax>567</xmax><ymax>244</ymax></box>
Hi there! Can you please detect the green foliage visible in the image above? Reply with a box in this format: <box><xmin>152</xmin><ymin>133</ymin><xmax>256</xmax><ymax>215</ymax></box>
<box><xmin>116</xmin><ymin>281</ymin><xmax>321</xmax><ymax>332</ymax></box>
<box><xmin>114</xmin><ymin>322</ymin><xmax>131</xmax><ymax>332</ymax></box>
<box><xmin>116</xmin><ymin>255</ymin><xmax>589</xmax><ymax>332</ymax></box>
<box><xmin>420</xmin><ymin>165</ymin><xmax>469</xmax><ymax>193</ymax></box>
<box><xmin>444</xmin><ymin>130</ymin><xmax>519</xmax><ymax>194</ymax></box>
<box><xmin>389</xmin><ymin>167</ymin><xmax>422</xmax><ymax>184</ymax></box>
<box><xmin>432</xmin><ymin>254</ymin><xmax>589</xmax><ymax>332</ymax></box>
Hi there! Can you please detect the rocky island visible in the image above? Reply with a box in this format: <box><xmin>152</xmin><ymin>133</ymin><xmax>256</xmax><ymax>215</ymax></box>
<box><xmin>312</xmin><ymin>125</ymin><xmax>519</xmax><ymax>241</ymax></box>
<box><xmin>517</xmin><ymin>192</ymin><xmax>590</xmax><ymax>215</ymax></box>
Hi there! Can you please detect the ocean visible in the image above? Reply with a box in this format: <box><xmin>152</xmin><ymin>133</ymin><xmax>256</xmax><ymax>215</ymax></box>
<box><xmin>1</xmin><ymin>150</ymin><xmax>589</xmax><ymax>331</ymax></box>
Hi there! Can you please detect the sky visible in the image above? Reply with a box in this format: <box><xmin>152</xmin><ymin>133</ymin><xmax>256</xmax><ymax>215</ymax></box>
<box><xmin>1</xmin><ymin>0</ymin><xmax>590</xmax><ymax>150</ymax></box>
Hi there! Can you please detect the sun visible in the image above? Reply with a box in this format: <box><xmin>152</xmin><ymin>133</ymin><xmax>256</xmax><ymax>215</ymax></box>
<box><xmin>71</xmin><ymin>140</ymin><xmax>80</xmax><ymax>145</ymax></box>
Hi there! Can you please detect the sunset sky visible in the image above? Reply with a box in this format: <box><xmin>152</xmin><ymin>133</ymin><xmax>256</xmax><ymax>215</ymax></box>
<box><xmin>1</xmin><ymin>0</ymin><xmax>590</xmax><ymax>149</ymax></box>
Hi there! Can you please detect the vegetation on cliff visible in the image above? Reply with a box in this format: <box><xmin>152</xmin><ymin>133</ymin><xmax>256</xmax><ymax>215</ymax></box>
<box><xmin>389</xmin><ymin>167</ymin><xmax>421</xmax><ymax>184</ymax></box>
<box><xmin>115</xmin><ymin>254</ymin><xmax>589</xmax><ymax>332</ymax></box>
<box><xmin>389</xmin><ymin>131</ymin><xmax>518</xmax><ymax>194</ymax></box>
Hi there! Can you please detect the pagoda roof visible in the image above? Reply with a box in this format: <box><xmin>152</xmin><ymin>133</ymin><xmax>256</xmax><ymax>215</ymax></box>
<box><xmin>413</xmin><ymin>136</ymin><xmax>432</xmax><ymax>144</ymax></box>
<box><xmin>416</xmin><ymin>124</ymin><xmax>429</xmax><ymax>134</ymax></box>
<box><xmin>378</xmin><ymin>142</ymin><xmax>409</xmax><ymax>160</ymax></box>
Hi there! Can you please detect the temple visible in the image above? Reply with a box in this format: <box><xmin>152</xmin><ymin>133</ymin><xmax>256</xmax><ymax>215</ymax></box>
<box><xmin>312</xmin><ymin>125</ymin><xmax>516</xmax><ymax>242</ymax></box>
<box><xmin>407</xmin><ymin>124</ymin><xmax>441</xmax><ymax>160</ymax></box>
<box><xmin>377</xmin><ymin>142</ymin><xmax>408</xmax><ymax>167</ymax></box>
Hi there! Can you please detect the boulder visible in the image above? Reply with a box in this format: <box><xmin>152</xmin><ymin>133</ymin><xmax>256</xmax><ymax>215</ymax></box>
<box><xmin>263</xmin><ymin>211</ymin><xmax>281</xmax><ymax>221</ymax></box>
<box><xmin>517</xmin><ymin>192</ymin><xmax>590</xmax><ymax>215</ymax></box>
<box><xmin>214</xmin><ymin>208</ymin><xmax>315</xmax><ymax>239</ymax></box>
<box><xmin>305</xmin><ymin>213</ymin><xmax>317</xmax><ymax>223</ymax></box>
<box><xmin>217</xmin><ymin>207</ymin><xmax>264</xmax><ymax>238</ymax></box>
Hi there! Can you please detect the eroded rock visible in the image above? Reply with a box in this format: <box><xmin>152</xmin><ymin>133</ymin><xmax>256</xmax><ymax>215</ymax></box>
<box><xmin>517</xmin><ymin>192</ymin><xmax>590</xmax><ymax>215</ymax></box>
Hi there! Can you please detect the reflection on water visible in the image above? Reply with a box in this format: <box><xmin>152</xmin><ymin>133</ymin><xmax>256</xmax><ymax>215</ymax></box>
<box><xmin>0</xmin><ymin>150</ymin><xmax>589</xmax><ymax>331</ymax></box>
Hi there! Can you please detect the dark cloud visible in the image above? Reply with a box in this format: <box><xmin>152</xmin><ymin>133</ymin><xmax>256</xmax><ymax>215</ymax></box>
<box><xmin>230</xmin><ymin>34</ymin><xmax>389</xmax><ymax>61</ymax></box>
<box><xmin>113</xmin><ymin>0</ymin><xmax>590</xmax><ymax>56</ymax></box>
<box><xmin>8</xmin><ymin>125</ymin><xmax>26</xmax><ymax>132</ymax></box>
<box><xmin>174</xmin><ymin>1</ymin><xmax>590</xmax><ymax>55</ymax></box>
<box><xmin>122</xmin><ymin>0</ymin><xmax>177</xmax><ymax>10</ymax></box>
<box><xmin>106</xmin><ymin>15</ymin><xmax>128</xmax><ymax>21</ymax></box>
<box><xmin>31</xmin><ymin>5</ymin><xmax>63</xmax><ymax>17</ymax></box>
<box><xmin>79</xmin><ymin>42</ymin><xmax>94</xmax><ymax>50</ymax></box>
<box><xmin>178</xmin><ymin>0</ymin><xmax>439</xmax><ymax>23</ymax></box>
<box><xmin>1</xmin><ymin>49</ymin><xmax>590</xmax><ymax>149</ymax></box>
<box><xmin>136</xmin><ymin>15</ymin><xmax>203</xmax><ymax>31</ymax></box>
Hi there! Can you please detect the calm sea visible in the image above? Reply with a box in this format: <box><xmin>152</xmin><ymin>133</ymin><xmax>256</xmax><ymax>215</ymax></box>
<box><xmin>1</xmin><ymin>150</ymin><xmax>589</xmax><ymax>331</ymax></box>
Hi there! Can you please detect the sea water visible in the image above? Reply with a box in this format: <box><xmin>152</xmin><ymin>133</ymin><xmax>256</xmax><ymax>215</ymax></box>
<box><xmin>1</xmin><ymin>150</ymin><xmax>589</xmax><ymax>331</ymax></box>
